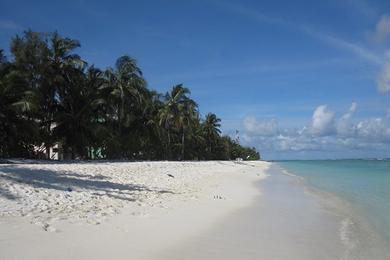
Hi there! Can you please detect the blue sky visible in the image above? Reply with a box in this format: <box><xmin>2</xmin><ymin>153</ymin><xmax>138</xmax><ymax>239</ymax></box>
<box><xmin>1</xmin><ymin>0</ymin><xmax>390</xmax><ymax>159</ymax></box>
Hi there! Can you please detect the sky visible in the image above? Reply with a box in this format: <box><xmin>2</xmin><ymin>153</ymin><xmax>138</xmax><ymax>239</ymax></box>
<box><xmin>1</xmin><ymin>0</ymin><xmax>390</xmax><ymax>160</ymax></box>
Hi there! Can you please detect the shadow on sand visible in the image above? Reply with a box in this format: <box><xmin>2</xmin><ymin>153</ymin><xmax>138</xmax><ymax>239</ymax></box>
<box><xmin>0</xmin><ymin>165</ymin><xmax>174</xmax><ymax>201</ymax></box>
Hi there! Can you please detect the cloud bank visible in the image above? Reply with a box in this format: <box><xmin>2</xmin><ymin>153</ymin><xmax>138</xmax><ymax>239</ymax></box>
<box><xmin>241</xmin><ymin>103</ymin><xmax>390</xmax><ymax>159</ymax></box>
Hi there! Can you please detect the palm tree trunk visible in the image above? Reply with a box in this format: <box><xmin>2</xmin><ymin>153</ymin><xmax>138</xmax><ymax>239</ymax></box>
<box><xmin>119</xmin><ymin>98</ymin><xmax>124</xmax><ymax>136</ymax></box>
<box><xmin>209</xmin><ymin>140</ymin><xmax>212</xmax><ymax>158</ymax></box>
<box><xmin>45</xmin><ymin>122</ymin><xmax>51</xmax><ymax>160</ymax></box>
<box><xmin>167</xmin><ymin>129</ymin><xmax>171</xmax><ymax>160</ymax></box>
<box><xmin>71</xmin><ymin>145</ymin><xmax>76</xmax><ymax>160</ymax></box>
<box><xmin>181</xmin><ymin>128</ymin><xmax>185</xmax><ymax>161</ymax></box>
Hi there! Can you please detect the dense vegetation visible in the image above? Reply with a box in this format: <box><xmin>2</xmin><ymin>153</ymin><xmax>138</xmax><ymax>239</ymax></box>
<box><xmin>0</xmin><ymin>30</ymin><xmax>260</xmax><ymax>161</ymax></box>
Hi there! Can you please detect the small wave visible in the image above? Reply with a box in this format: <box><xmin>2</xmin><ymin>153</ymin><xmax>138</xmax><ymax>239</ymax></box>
<box><xmin>279</xmin><ymin>168</ymin><xmax>305</xmax><ymax>181</ymax></box>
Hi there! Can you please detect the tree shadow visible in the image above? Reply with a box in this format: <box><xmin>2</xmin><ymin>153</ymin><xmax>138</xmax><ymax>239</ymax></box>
<box><xmin>233</xmin><ymin>161</ymin><xmax>256</xmax><ymax>167</ymax></box>
<box><xmin>216</xmin><ymin>161</ymin><xmax>231</xmax><ymax>166</ymax></box>
<box><xmin>0</xmin><ymin>166</ymin><xmax>174</xmax><ymax>201</ymax></box>
<box><xmin>0</xmin><ymin>185</ymin><xmax>19</xmax><ymax>200</ymax></box>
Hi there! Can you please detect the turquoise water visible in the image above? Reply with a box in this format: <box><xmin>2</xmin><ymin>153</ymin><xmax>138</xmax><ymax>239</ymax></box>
<box><xmin>277</xmin><ymin>159</ymin><xmax>390</xmax><ymax>257</ymax></box>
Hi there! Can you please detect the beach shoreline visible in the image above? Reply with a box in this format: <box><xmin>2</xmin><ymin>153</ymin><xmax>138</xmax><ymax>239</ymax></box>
<box><xmin>0</xmin><ymin>161</ymin><xmax>364</xmax><ymax>260</ymax></box>
<box><xmin>160</xmin><ymin>164</ymin><xmax>351</xmax><ymax>260</ymax></box>
<box><xmin>278</xmin><ymin>161</ymin><xmax>390</xmax><ymax>259</ymax></box>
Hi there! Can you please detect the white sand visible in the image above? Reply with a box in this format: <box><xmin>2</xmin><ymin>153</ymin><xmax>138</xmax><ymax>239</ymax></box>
<box><xmin>0</xmin><ymin>161</ymin><xmax>269</xmax><ymax>260</ymax></box>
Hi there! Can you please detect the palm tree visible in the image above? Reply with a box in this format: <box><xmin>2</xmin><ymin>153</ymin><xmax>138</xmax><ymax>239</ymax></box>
<box><xmin>100</xmin><ymin>55</ymin><xmax>147</xmax><ymax>158</ymax></box>
<box><xmin>138</xmin><ymin>90</ymin><xmax>164</xmax><ymax>159</ymax></box>
<box><xmin>49</xmin><ymin>33</ymin><xmax>88</xmax><ymax>159</ymax></box>
<box><xmin>177</xmin><ymin>99</ymin><xmax>198</xmax><ymax>160</ymax></box>
<box><xmin>158</xmin><ymin>101</ymin><xmax>173</xmax><ymax>159</ymax></box>
<box><xmin>53</xmin><ymin>65</ymin><xmax>95</xmax><ymax>159</ymax></box>
<box><xmin>0</xmin><ymin>60</ymin><xmax>38</xmax><ymax>157</ymax></box>
<box><xmin>11</xmin><ymin>31</ymin><xmax>53</xmax><ymax>158</ymax></box>
<box><xmin>158</xmin><ymin>84</ymin><xmax>197</xmax><ymax>160</ymax></box>
<box><xmin>203</xmin><ymin>113</ymin><xmax>222</xmax><ymax>158</ymax></box>
<box><xmin>9</xmin><ymin>31</ymin><xmax>86</xmax><ymax>159</ymax></box>
<box><xmin>50</xmin><ymin>32</ymin><xmax>84</xmax><ymax>68</ymax></box>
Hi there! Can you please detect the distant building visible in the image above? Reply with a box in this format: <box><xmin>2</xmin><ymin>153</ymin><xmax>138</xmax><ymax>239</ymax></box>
<box><xmin>34</xmin><ymin>143</ymin><xmax>63</xmax><ymax>160</ymax></box>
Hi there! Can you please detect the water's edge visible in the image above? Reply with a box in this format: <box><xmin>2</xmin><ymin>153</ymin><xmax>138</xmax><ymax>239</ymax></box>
<box><xmin>275</xmin><ymin>162</ymin><xmax>389</xmax><ymax>259</ymax></box>
<box><xmin>159</xmin><ymin>163</ymin><xmax>349</xmax><ymax>260</ymax></box>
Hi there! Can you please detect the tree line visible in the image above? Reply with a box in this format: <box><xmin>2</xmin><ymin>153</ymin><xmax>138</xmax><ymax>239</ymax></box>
<box><xmin>0</xmin><ymin>30</ymin><xmax>260</xmax><ymax>161</ymax></box>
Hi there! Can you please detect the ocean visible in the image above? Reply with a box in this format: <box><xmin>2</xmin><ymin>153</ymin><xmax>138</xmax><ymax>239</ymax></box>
<box><xmin>277</xmin><ymin>159</ymin><xmax>390</xmax><ymax>259</ymax></box>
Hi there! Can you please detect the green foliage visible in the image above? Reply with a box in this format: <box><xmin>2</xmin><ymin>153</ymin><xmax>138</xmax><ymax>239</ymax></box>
<box><xmin>0</xmin><ymin>30</ymin><xmax>261</xmax><ymax>161</ymax></box>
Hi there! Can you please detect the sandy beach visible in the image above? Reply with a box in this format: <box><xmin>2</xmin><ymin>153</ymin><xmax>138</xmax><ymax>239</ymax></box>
<box><xmin>0</xmin><ymin>161</ymin><xmax>268</xmax><ymax>259</ymax></box>
<box><xmin>0</xmin><ymin>161</ymin><xmax>349</xmax><ymax>260</ymax></box>
<box><xmin>2</xmin><ymin>2</ymin><xmax>390</xmax><ymax>259</ymax></box>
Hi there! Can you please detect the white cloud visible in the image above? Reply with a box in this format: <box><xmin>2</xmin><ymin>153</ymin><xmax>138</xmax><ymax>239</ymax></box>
<box><xmin>377</xmin><ymin>51</ymin><xmax>390</xmax><ymax>93</ymax></box>
<box><xmin>310</xmin><ymin>105</ymin><xmax>335</xmax><ymax>136</ymax></box>
<box><xmin>306</xmin><ymin>30</ymin><xmax>382</xmax><ymax>64</ymax></box>
<box><xmin>337</xmin><ymin>102</ymin><xmax>357</xmax><ymax>136</ymax></box>
<box><xmin>240</xmin><ymin>104</ymin><xmax>390</xmax><ymax>158</ymax></box>
<box><xmin>276</xmin><ymin>134</ymin><xmax>320</xmax><ymax>151</ymax></box>
<box><xmin>243</xmin><ymin>117</ymin><xmax>279</xmax><ymax>136</ymax></box>
<box><xmin>356</xmin><ymin>118</ymin><xmax>390</xmax><ymax>141</ymax></box>
<box><xmin>373</xmin><ymin>15</ymin><xmax>390</xmax><ymax>43</ymax></box>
